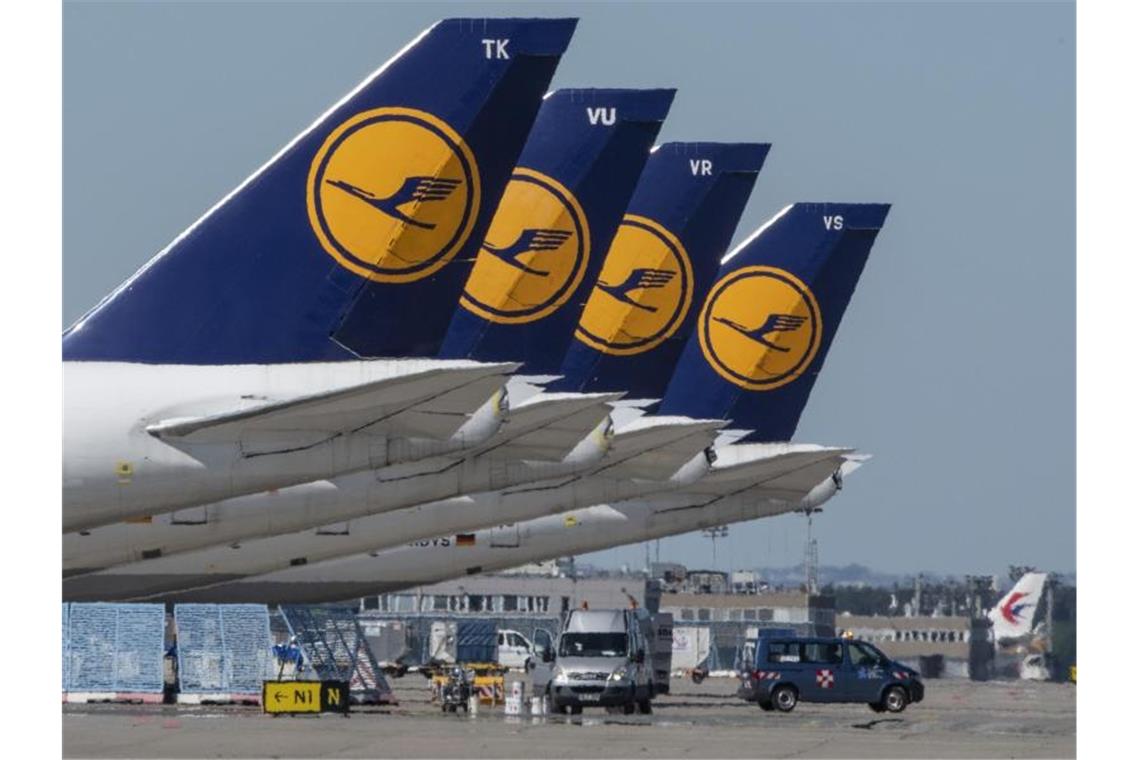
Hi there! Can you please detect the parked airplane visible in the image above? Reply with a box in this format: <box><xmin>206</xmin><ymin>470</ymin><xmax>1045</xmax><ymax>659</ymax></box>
<box><xmin>989</xmin><ymin>571</ymin><xmax>1048</xmax><ymax>642</ymax></box>
<box><xmin>63</xmin><ymin>89</ymin><xmax>688</xmax><ymax>594</ymax></box>
<box><xmin>63</xmin><ymin>141</ymin><xmax>769</xmax><ymax>599</ymax></box>
<box><xmin>66</xmin><ymin>201</ymin><xmax>889</xmax><ymax>602</ymax></box>
<box><xmin>987</xmin><ymin>571</ymin><xmax>1054</xmax><ymax>680</ymax></box>
<box><xmin>62</xmin><ymin>18</ymin><xmax>578</xmax><ymax>533</ymax></box>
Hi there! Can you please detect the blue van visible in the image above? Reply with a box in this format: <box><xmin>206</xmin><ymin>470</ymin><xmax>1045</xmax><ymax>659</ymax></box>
<box><xmin>739</xmin><ymin>635</ymin><xmax>924</xmax><ymax>713</ymax></box>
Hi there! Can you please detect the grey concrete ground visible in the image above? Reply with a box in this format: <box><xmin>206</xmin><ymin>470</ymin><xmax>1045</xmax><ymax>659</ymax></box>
<box><xmin>63</xmin><ymin>676</ymin><xmax>1075</xmax><ymax>759</ymax></box>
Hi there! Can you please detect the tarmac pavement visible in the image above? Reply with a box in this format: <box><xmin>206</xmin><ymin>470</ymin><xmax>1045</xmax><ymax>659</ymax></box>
<box><xmin>63</xmin><ymin>675</ymin><xmax>1076</xmax><ymax>758</ymax></box>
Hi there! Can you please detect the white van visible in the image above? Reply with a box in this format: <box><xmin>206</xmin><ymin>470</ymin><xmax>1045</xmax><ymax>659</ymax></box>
<box><xmin>539</xmin><ymin>609</ymin><xmax>664</xmax><ymax>715</ymax></box>
<box><xmin>496</xmin><ymin>629</ymin><xmax>537</xmax><ymax>671</ymax></box>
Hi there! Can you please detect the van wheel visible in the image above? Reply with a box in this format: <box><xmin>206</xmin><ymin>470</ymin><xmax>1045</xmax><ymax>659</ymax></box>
<box><xmin>758</xmin><ymin>697</ymin><xmax>775</xmax><ymax>711</ymax></box>
<box><xmin>772</xmin><ymin>684</ymin><xmax>798</xmax><ymax>713</ymax></box>
<box><xmin>868</xmin><ymin>702</ymin><xmax>886</xmax><ymax>713</ymax></box>
<box><xmin>622</xmin><ymin>701</ymin><xmax>636</xmax><ymax>715</ymax></box>
<box><xmin>637</xmin><ymin>698</ymin><xmax>652</xmax><ymax>714</ymax></box>
<box><xmin>569</xmin><ymin>704</ymin><xmax>583</xmax><ymax>715</ymax></box>
<box><xmin>883</xmin><ymin>686</ymin><xmax>908</xmax><ymax>713</ymax></box>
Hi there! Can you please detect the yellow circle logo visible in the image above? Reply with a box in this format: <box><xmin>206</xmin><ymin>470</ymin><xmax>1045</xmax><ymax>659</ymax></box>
<box><xmin>698</xmin><ymin>265</ymin><xmax>822</xmax><ymax>391</ymax></box>
<box><xmin>459</xmin><ymin>168</ymin><xmax>590</xmax><ymax>324</ymax></box>
<box><xmin>307</xmin><ymin>107</ymin><xmax>480</xmax><ymax>283</ymax></box>
<box><xmin>574</xmin><ymin>215</ymin><xmax>694</xmax><ymax>356</ymax></box>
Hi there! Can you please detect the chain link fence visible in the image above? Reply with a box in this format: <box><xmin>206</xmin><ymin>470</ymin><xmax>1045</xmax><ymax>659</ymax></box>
<box><xmin>173</xmin><ymin>604</ymin><xmax>274</xmax><ymax>696</ymax></box>
<box><xmin>64</xmin><ymin>603</ymin><xmax>166</xmax><ymax>694</ymax></box>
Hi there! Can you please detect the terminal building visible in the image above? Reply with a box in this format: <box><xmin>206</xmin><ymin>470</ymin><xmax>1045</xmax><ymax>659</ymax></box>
<box><xmin>837</xmin><ymin>613</ymin><xmax>977</xmax><ymax>678</ymax></box>
<box><xmin>362</xmin><ymin>572</ymin><xmax>657</xmax><ymax>617</ymax></box>
<box><xmin>355</xmin><ymin>565</ymin><xmax>990</xmax><ymax>678</ymax></box>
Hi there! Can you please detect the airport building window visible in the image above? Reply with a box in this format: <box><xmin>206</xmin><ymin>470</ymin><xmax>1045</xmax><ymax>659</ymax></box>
<box><xmin>362</xmin><ymin>596</ymin><xmax>379</xmax><ymax>611</ymax></box>
<box><xmin>502</xmin><ymin>595</ymin><xmax>518</xmax><ymax>612</ymax></box>
<box><xmin>680</xmin><ymin>609</ymin><xmax>694</xmax><ymax>621</ymax></box>
<box><xmin>743</xmin><ymin>609</ymin><xmax>757</xmax><ymax>620</ymax></box>
<box><xmin>697</xmin><ymin>608</ymin><xmax>710</xmax><ymax>622</ymax></box>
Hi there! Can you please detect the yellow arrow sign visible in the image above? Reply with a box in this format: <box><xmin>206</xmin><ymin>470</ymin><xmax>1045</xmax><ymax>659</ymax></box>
<box><xmin>262</xmin><ymin>680</ymin><xmax>349</xmax><ymax>715</ymax></box>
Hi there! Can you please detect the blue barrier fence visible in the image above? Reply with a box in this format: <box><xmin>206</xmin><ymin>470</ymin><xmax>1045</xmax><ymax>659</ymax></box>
<box><xmin>174</xmin><ymin>604</ymin><xmax>273</xmax><ymax>694</ymax></box>
<box><xmin>62</xmin><ymin>603</ymin><xmax>70</xmax><ymax>691</ymax></box>
<box><xmin>64</xmin><ymin>603</ymin><xmax>166</xmax><ymax>693</ymax></box>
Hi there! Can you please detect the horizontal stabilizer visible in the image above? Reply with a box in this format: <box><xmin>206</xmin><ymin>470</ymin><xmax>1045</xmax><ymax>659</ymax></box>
<box><xmin>687</xmin><ymin>445</ymin><xmax>853</xmax><ymax>497</ymax></box>
<box><xmin>606</xmin><ymin>417</ymin><xmax>725</xmax><ymax>476</ymax></box>
<box><xmin>498</xmin><ymin>392</ymin><xmax>623</xmax><ymax>461</ymax></box>
<box><xmin>147</xmin><ymin>361</ymin><xmax>518</xmax><ymax>449</ymax></box>
<box><xmin>382</xmin><ymin>372</ymin><xmax>511</xmax><ymax>441</ymax></box>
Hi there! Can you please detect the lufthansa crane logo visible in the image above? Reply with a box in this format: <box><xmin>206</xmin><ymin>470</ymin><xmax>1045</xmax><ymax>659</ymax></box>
<box><xmin>575</xmin><ymin>215</ymin><xmax>693</xmax><ymax>356</ymax></box>
<box><xmin>460</xmin><ymin>168</ymin><xmax>589</xmax><ymax>324</ymax></box>
<box><xmin>307</xmin><ymin>107</ymin><xmax>480</xmax><ymax>283</ymax></box>
<box><xmin>698</xmin><ymin>265</ymin><xmax>822</xmax><ymax>391</ymax></box>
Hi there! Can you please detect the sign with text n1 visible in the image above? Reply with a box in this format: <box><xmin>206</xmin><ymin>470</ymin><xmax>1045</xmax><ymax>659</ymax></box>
<box><xmin>262</xmin><ymin>680</ymin><xmax>350</xmax><ymax>715</ymax></box>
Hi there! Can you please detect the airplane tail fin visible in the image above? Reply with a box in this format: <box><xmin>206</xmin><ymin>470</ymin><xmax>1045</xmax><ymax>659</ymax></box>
<box><xmin>555</xmin><ymin>142</ymin><xmax>770</xmax><ymax>397</ymax></box>
<box><xmin>989</xmin><ymin>572</ymin><xmax>1048</xmax><ymax>641</ymax></box>
<box><xmin>658</xmin><ymin>202</ymin><xmax>890</xmax><ymax>439</ymax></box>
<box><xmin>438</xmin><ymin>88</ymin><xmax>676</xmax><ymax>372</ymax></box>
<box><xmin>64</xmin><ymin>18</ymin><xmax>577</xmax><ymax>364</ymax></box>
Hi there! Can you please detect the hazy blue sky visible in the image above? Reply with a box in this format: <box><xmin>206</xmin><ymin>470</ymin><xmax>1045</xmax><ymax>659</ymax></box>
<box><xmin>63</xmin><ymin>2</ymin><xmax>1075</xmax><ymax>578</ymax></box>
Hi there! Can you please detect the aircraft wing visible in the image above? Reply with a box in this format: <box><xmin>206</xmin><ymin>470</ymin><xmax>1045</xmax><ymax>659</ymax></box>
<box><xmin>147</xmin><ymin>361</ymin><xmax>519</xmax><ymax>449</ymax></box>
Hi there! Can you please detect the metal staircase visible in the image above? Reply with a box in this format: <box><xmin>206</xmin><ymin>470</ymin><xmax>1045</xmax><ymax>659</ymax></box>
<box><xmin>278</xmin><ymin>605</ymin><xmax>395</xmax><ymax>705</ymax></box>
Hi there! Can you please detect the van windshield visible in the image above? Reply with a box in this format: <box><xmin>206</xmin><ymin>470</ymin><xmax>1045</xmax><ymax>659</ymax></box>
<box><xmin>559</xmin><ymin>632</ymin><xmax>627</xmax><ymax>658</ymax></box>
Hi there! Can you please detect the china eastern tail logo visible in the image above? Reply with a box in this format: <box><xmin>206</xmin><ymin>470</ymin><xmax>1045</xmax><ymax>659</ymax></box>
<box><xmin>575</xmin><ymin>215</ymin><xmax>693</xmax><ymax>356</ymax></box>
<box><xmin>307</xmin><ymin>107</ymin><xmax>480</xmax><ymax>283</ymax></box>
<box><xmin>698</xmin><ymin>265</ymin><xmax>822</xmax><ymax>391</ymax></box>
<box><xmin>1000</xmin><ymin>592</ymin><xmax>1033</xmax><ymax>625</ymax></box>
<box><xmin>460</xmin><ymin>168</ymin><xmax>589</xmax><ymax>324</ymax></box>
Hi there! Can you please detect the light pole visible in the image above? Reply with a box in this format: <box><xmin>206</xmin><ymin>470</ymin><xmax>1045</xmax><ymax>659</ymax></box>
<box><xmin>801</xmin><ymin>507</ymin><xmax>822</xmax><ymax>595</ymax></box>
<box><xmin>701</xmin><ymin>526</ymin><xmax>729</xmax><ymax>571</ymax></box>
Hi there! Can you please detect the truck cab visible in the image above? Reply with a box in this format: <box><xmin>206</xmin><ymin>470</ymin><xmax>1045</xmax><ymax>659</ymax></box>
<box><xmin>740</xmin><ymin>635</ymin><xmax>924</xmax><ymax>713</ymax></box>
<box><xmin>543</xmin><ymin>609</ymin><xmax>656</xmax><ymax>715</ymax></box>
